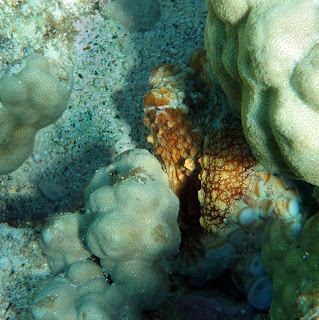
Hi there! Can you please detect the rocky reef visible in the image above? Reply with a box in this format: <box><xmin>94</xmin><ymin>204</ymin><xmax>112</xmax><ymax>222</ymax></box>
<box><xmin>1</xmin><ymin>0</ymin><xmax>319</xmax><ymax>319</ymax></box>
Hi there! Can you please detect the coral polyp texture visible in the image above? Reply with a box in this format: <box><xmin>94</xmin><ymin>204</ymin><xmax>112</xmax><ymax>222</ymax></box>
<box><xmin>0</xmin><ymin>54</ymin><xmax>73</xmax><ymax>175</ymax></box>
<box><xmin>32</xmin><ymin>149</ymin><xmax>181</xmax><ymax>319</ymax></box>
<box><xmin>205</xmin><ymin>0</ymin><xmax>319</xmax><ymax>186</ymax></box>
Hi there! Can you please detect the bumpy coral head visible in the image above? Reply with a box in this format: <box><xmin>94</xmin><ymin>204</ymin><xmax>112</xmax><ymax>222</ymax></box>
<box><xmin>205</xmin><ymin>0</ymin><xmax>319</xmax><ymax>186</ymax></box>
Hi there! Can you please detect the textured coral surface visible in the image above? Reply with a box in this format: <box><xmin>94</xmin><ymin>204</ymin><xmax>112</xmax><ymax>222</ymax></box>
<box><xmin>205</xmin><ymin>0</ymin><xmax>319</xmax><ymax>186</ymax></box>
<box><xmin>261</xmin><ymin>213</ymin><xmax>319</xmax><ymax>320</ymax></box>
<box><xmin>0</xmin><ymin>55</ymin><xmax>73</xmax><ymax>175</ymax></box>
<box><xmin>33</xmin><ymin>149</ymin><xmax>181</xmax><ymax>319</ymax></box>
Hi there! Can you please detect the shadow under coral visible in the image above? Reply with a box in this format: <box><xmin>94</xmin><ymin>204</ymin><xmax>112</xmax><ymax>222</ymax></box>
<box><xmin>0</xmin><ymin>144</ymin><xmax>112</xmax><ymax>228</ymax></box>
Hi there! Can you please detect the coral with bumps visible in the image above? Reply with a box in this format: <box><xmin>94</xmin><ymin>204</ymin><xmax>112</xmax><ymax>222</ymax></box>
<box><xmin>32</xmin><ymin>258</ymin><xmax>142</xmax><ymax>320</ymax></box>
<box><xmin>84</xmin><ymin>149</ymin><xmax>181</xmax><ymax>311</ymax></box>
<box><xmin>261</xmin><ymin>212</ymin><xmax>319</xmax><ymax>320</ymax></box>
<box><xmin>32</xmin><ymin>149</ymin><xmax>181</xmax><ymax>319</ymax></box>
<box><xmin>0</xmin><ymin>54</ymin><xmax>73</xmax><ymax>175</ymax></box>
<box><xmin>40</xmin><ymin>213</ymin><xmax>91</xmax><ymax>273</ymax></box>
<box><xmin>205</xmin><ymin>0</ymin><xmax>319</xmax><ymax>186</ymax></box>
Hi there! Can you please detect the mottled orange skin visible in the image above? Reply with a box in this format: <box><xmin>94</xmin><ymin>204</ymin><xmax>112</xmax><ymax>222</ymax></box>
<box><xmin>198</xmin><ymin>113</ymin><xmax>259</xmax><ymax>234</ymax></box>
<box><xmin>144</xmin><ymin>56</ymin><xmax>301</xmax><ymax>240</ymax></box>
<box><xmin>143</xmin><ymin>55</ymin><xmax>308</xmax><ymax>309</ymax></box>
<box><xmin>199</xmin><ymin>108</ymin><xmax>300</xmax><ymax>236</ymax></box>
<box><xmin>143</xmin><ymin>64</ymin><xmax>203</xmax><ymax>203</ymax></box>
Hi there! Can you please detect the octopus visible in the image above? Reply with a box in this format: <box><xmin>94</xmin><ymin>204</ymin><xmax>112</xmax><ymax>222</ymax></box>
<box><xmin>143</xmin><ymin>63</ymin><xmax>203</xmax><ymax>200</ymax></box>
<box><xmin>143</xmin><ymin>63</ymin><xmax>204</xmax><ymax>226</ymax></box>
<box><xmin>143</xmin><ymin>49</ymin><xmax>302</xmax><ymax>242</ymax></box>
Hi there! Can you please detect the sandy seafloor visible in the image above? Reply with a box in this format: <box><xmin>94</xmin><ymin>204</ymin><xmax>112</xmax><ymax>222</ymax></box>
<box><xmin>0</xmin><ymin>0</ymin><xmax>208</xmax><ymax>318</ymax></box>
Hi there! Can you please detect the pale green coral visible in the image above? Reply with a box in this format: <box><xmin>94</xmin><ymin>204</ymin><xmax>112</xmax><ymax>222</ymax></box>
<box><xmin>205</xmin><ymin>0</ymin><xmax>319</xmax><ymax>185</ymax></box>
<box><xmin>32</xmin><ymin>149</ymin><xmax>181</xmax><ymax>319</ymax></box>
<box><xmin>261</xmin><ymin>214</ymin><xmax>319</xmax><ymax>320</ymax></box>
<box><xmin>0</xmin><ymin>54</ymin><xmax>73</xmax><ymax>175</ymax></box>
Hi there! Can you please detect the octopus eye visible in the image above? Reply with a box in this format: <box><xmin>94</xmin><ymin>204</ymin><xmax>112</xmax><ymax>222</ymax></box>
<box><xmin>155</xmin><ymin>105</ymin><xmax>166</xmax><ymax>111</ymax></box>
